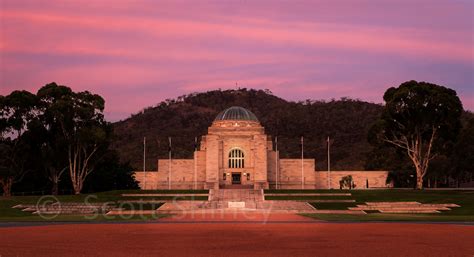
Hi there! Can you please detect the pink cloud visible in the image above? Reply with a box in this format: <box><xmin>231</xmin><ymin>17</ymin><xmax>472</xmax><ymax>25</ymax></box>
<box><xmin>2</xmin><ymin>9</ymin><xmax>471</xmax><ymax>63</ymax></box>
<box><xmin>1</xmin><ymin>0</ymin><xmax>472</xmax><ymax>120</ymax></box>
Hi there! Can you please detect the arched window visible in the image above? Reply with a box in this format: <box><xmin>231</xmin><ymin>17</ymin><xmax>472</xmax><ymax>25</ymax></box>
<box><xmin>228</xmin><ymin>148</ymin><xmax>244</xmax><ymax>168</ymax></box>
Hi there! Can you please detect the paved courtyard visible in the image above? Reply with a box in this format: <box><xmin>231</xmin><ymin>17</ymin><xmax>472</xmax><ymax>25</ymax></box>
<box><xmin>0</xmin><ymin>220</ymin><xmax>473</xmax><ymax>257</ymax></box>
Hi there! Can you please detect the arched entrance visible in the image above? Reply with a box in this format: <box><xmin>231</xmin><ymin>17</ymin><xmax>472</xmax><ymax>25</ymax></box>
<box><xmin>229</xmin><ymin>148</ymin><xmax>244</xmax><ymax>184</ymax></box>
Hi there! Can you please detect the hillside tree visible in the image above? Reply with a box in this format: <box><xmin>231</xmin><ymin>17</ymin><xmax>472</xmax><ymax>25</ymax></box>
<box><xmin>371</xmin><ymin>81</ymin><xmax>463</xmax><ymax>189</ymax></box>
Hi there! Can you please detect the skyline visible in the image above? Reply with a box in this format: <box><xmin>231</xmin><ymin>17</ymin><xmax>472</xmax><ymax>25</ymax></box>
<box><xmin>1</xmin><ymin>0</ymin><xmax>473</xmax><ymax>121</ymax></box>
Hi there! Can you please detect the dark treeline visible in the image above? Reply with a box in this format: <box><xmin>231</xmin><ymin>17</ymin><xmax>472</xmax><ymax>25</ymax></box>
<box><xmin>0</xmin><ymin>83</ymin><xmax>138</xmax><ymax>196</ymax></box>
<box><xmin>112</xmin><ymin>89</ymin><xmax>383</xmax><ymax>172</ymax></box>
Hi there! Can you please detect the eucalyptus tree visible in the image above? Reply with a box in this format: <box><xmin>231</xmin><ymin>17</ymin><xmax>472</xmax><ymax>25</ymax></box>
<box><xmin>37</xmin><ymin>83</ymin><xmax>110</xmax><ymax>194</ymax></box>
<box><xmin>0</xmin><ymin>90</ymin><xmax>38</xmax><ymax>196</ymax></box>
<box><xmin>371</xmin><ymin>81</ymin><xmax>463</xmax><ymax>189</ymax></box>
<box><xmin>35</xmin><ymin>84</ymin><xmax>73</xmax><ymax>195</ymax></box>
<box><xmin>451</xmin><ymin>117</ymin><xmax>474</xmax><ymax>185</ymax></box>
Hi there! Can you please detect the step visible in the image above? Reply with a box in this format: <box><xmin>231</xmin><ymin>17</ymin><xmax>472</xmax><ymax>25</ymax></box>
<box><xmin>365</xmin><ymin>201</ymin><xmax>420</xmax><ymax>205</ymax></box>
<box><xmin>379</xmin><ymin>210</ymin><xmax>440</xmax><ymax>214</ymax></box>
<box><xmin>121</xmin><ymin>193</ymin><xmax>208</xmax><ymax>197</ymax></box>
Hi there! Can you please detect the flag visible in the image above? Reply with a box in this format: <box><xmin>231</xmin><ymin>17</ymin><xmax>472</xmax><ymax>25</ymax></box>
<box><xmin>168</xmin><ymin>137</ymin><xmax>172</xmax><ymax>153</ymax></box>
<box><xmin>300</xmin><ymin>136</ymin><xmax>304</xmax><ymax>150</ymax></box>
<box><xmin>194</xmin><ymin>137</ymin><xmax>198</xmax><ymax>151</ymax></box>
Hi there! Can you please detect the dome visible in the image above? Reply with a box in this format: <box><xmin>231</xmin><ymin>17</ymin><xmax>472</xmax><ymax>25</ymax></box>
<box><xmin>214</xmin><ymin>106</ymin><xmax>259</xmax><ymax>122</ymax></box>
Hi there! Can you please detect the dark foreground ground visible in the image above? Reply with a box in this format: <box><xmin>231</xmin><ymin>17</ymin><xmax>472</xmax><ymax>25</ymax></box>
<box><xmin>0</xmin><ymin>215</ymin><xmax>473</xmax><ymax>257</ymax></box>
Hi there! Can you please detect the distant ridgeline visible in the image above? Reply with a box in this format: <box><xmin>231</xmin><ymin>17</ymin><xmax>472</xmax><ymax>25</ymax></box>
<box><xmin>111</xmin><ymin>88</ymin><xmax>473</xmax><ymax>171</ymax></box>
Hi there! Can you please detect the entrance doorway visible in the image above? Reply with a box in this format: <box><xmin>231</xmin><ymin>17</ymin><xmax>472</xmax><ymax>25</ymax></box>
<box><xmin>231</xmin><ymin>173</ymin><xmax>241</xmax><ymax>184</ymax></box>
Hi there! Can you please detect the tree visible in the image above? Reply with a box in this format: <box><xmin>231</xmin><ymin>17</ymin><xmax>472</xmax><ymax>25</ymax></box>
<box><xmin>37</xmin><ymin>83</ymin><xmax>109</xmax><ymax>194</ymax></box>
<box><xmin>36</xmin><ymin>84</ymin><xmax>73</xmax><ymax>195</ymax></box>
<box><xmin>372</xmin><ymin>81</ymin><xmax>463</xmax><ymax>189</ymax></box>
<box><xmin>84</xmin><ymin>150</ymin><xmax>138</xmax><ymax>192</ymax></box>
<box><xmin>0</xmin><ymin>91</ymin><xmax>38</xmax><ymax>196</ymax></box>
<box><xmin>365</xmin><ymin>144</ymin><xmax>414</xmax><ymax>187</ymax></box>
<box><xmin>450</xmin><ymin>117</ymin><xmax>474</xmax><ymax>185</ymax></box>
<box><xmin>339</xmin><ymin>175</ymin><xmax>355</xmax><ymax>189</ymax></box>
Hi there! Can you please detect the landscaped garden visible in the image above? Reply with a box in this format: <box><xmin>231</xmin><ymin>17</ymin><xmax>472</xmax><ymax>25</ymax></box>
<box><xmin>265</xmin><ymin>189</ymin><xmax>474</xmax><ymax>221</ymax></box>
<box><xmin>0</xmin><ymin>190</ymin><xmax>208</xmax><ymax>222</ymax></box>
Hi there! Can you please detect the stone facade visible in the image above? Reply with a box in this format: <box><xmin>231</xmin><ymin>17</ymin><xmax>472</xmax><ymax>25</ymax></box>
<box><xmin>134</xmin><ymin>106</ymin><xmax>391</xmax><ymax>190</ymax></box>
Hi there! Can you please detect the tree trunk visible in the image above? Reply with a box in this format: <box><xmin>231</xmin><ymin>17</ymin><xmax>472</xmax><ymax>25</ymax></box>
<box><xmin>416</xmin><ymin>176</ymin><xmax>423</xmax><ymax>190</ymax></box>
<box><xmin>1</xmin><ymin>177</ymin><xmax>13</xmax><ymax>197</ymax></box>
<box><xmin>72</xmin><ymin>181</ymin><xmax>82</xmax><ymax>195</ymax></box>
<box><xmin>51</xmin><ymin>181</ymin><xmax>59</xmax><ymax>195</ymax></box>
<box><xmin>68</xmin><ymin>145</ymin><xmax>96</xmax><ymax>195</ymax></box>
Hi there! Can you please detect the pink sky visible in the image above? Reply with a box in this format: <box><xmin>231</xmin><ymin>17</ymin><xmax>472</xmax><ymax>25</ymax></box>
<box><xmin>1</xmin><ymin>0</ymin><xmax>473</xmax><ymax>121</ymax></box>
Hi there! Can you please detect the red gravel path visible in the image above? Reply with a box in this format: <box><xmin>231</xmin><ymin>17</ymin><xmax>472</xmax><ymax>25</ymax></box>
<box><xmin>0</xmin><ymin>220</ymin><xmax>473</xmax><ymax>257</ymax></box>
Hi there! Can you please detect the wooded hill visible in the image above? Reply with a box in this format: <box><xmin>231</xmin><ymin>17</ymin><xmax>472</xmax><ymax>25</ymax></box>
<box><xmin>112</xmin><ymin>88</ymin><xmax>388</xmax><ymax>171</ymax></box>
<box><xmin>112</xmin><ymin>88</ymin><xmax>473</xmax><ymax>172</ymax></box>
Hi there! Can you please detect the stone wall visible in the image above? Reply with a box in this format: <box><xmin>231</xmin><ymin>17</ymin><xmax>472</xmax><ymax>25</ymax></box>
<box><xmin>135</xmin><ymin>161</ymin><xmax>390</xmax><ymax>190</ymax></box>
<box><xmin>271</xmin><ymin>159</ymin><xmax>318</xmax><ymax>189</ymax></box>
<box><xmin>314</xmin><ymin>170</ymin><xmax>390</xmax><ymax>189</ymax></box>
<box><xmin>134</xmin><ymin>158</ymin><xmax>207</xmax><ymax>189</ymax></box>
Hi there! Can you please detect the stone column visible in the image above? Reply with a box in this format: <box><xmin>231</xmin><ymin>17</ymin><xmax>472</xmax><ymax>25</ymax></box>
<box><xmin>253</xmin><ymin>134</ymin><xmax>268</xmax><ymax>189</ymax></box>
<box><xmin>205</xmin><ymin>135</ymin><xmax>219</xmax><ymax>189</ymax></box>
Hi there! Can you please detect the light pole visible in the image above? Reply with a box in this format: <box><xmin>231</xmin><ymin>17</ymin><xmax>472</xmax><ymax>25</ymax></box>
<box><xmin>327</xmin><ymin>136</ymin><xmax>331</xmax><ymax>189</ymax></box>
<box><xmin>143</xmin><ymin>137</ymin><xmax>146</xmax><ymax>190</ymax></box>
<box><xmin>275</xmin><ymin>136</ymin><xmax>279</xmax><ymax>189</ymax></box>
<box><xmin>301</xmin><ymin>136</ymin><xmax>304</xmax><ymax>190</ymax></box>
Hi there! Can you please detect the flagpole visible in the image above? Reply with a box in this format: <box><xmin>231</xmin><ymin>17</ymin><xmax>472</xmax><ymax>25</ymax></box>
<box><xmin>168</xmin><ymin>137</ymin><xmax>172</xmax><ymax>190</ymax></box>
<box><xmin>301</xmin><ymin>136</ymin><xmax>304</xmax><ymax>190</ymax></box>
<box><xmin>143</xmin><ymin>137</ymin><xmax>146</xmax><ymax>190</ymax></box>
<box><xmin>194</xmin><ymin>136</ymin><xmax>197</xmax><ymax>190</ymax></box>
<box><xmin>327</xmin><ymin>136</ymin><xmax>331</xmax><ymax>189</ymax></box>
<box><xmin>275</xmin><ymin>136</ymin><xmax>278</xmax><ymax>190</ymax></box>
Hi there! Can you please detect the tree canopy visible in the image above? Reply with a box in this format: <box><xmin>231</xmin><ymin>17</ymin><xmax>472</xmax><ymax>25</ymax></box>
<box><xmin>371</xmin><ymin>80</ymin><xmax>463</xmax><ymax>189</ymax></box>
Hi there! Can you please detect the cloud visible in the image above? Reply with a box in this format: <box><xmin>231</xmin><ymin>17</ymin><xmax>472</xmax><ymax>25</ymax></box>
<box><xmin>1</xmin><ymin>0</ymin><xmax>472</xmax><ymax>120</ymax></box>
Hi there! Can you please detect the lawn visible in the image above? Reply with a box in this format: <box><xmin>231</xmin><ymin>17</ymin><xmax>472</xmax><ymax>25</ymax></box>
<box><xmin>265</xmin><ymin>189</ymin><xmax>474</xmax><ymax>222</ymax></box>
<box><xmin>0</xmin><ymin>189</ymin><xmax>208</xmax><ymax>222</ymax></box>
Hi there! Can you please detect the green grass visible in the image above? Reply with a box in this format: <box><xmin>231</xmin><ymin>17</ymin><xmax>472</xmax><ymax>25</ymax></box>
<box><xmin>265</xmin><ymin>189</ymin><xmax>346</xmax><ymax>194</ymax></box>
<box><xmin>267</xmin><ymin>189</ymin><xmax>474</xmax><ymax>222</ymax></box>
<box><xmin>119</xmin><ymin>202</ymin><xmax>163</xmax><ymax>210</ymax></box>
<box><xmin>309</xmin><ymin>202</ymin><xmax>357</xmax><ymax>210</ymax></box>
<box><xmin>120</xmin><ymin>196</ymin><xmax>208</xmax><ymax>201</ymax></box>
<box><xmin>0</xmin><ymin>189</ymin><xmax>208</xmax><ymax>222</ymax></box>
<box><xmin>265</xmin><ymin>195</ymin><xmax>352</xmax><ymax>200</ymax></box>
<box><xmin>112</xmin><ymin>189</ymin><xmax>209</xmax><ymax>194</ymax></box>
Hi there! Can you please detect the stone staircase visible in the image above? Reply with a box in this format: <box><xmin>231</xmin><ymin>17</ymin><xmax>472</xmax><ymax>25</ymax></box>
<box><xmin>157</xmin><ymin>189</ymin><xmax>315</xmax><ymax>213</ymax></box>
<box><xmin>202</xmin><ymin>189</ymin><xmax>264</xmax><ymax>209</ymax></box>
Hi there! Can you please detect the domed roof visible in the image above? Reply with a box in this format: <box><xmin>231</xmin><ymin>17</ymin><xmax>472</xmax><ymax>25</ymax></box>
<box><xmin>214</xmin><ymin>106</ymin><xmax>259</xmax><ymax>122</ymax></box>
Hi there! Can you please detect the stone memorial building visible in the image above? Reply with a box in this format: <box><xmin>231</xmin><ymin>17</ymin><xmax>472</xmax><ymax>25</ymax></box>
<box><xmin>134</xmin><ymin>106</ymin><xmax>389</xmax><ymax>189</ymax></box>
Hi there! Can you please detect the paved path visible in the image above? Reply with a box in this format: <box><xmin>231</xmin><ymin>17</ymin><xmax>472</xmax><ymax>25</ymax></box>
<box><xmin>0</xmin><ymin>222</ymin><xmax>473</xmax><ymax>257</ymax></box>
